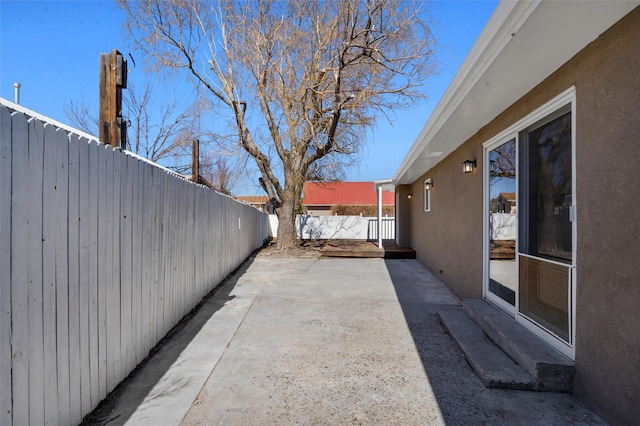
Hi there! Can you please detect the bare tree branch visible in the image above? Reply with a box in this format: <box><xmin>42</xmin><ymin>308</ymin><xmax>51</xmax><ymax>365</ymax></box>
<box><xmin>118</xmin><ymin>0</ymin><xmax>436</xmax><ymax>249</ymax></box>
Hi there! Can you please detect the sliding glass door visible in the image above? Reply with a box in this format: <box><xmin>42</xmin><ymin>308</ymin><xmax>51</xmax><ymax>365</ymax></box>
<box><xmin>484</xmin><ymin>89</ymin><xmax>576</xmax><ymax>359</ymax></box>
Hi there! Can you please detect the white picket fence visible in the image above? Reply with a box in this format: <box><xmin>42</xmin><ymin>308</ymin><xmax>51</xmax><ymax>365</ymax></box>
<box><xmin>268</xmin><ymin>214</ymin><xmax>395</xmax><ymax>240</ymax></box>
<box><xmin>0</xmin><ymin>102</ymin><xmax>269</xmax><ymax>426</ymax></box>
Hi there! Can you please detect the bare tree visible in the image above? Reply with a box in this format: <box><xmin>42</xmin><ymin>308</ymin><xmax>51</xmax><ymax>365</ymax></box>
<box><xmin>65</xmin><ymin>83</ymin><xmax>195</xmax><ymax>165</ymax></box>
<box><xmin>119</xmin><ymin>0</ymin><xmax>436</xmax><ymax>249</ymax></box>
<box><xmin>124</xmin><ymin>84</ymin><xmax>196</xmax><ymax>163</ymax></box>
<box><xmin>200</xmin><ymin>156</ymin><xmax>236</xmax><ymax>195</ymax></box>
<box><xmin>64</xmin><ymin>100</ymin><xmax>97</xmax><ymax>136</ymax></box>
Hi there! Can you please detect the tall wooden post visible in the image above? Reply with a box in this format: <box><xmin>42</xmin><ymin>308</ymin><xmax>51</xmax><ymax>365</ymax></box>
<box><xmin>99</xmin><ymin>49</ymin><xmax>127</xmax><ymax>148</ymax></box>
<box><xmin>191</xmin><ymin>139</ymin><xmax>200</xmax><ymax>183</ymax></box>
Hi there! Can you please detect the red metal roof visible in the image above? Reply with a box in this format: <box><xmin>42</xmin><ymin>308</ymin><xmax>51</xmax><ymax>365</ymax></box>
<box><xmin>303</xmin><ymin>181</ymin><xmax>395</xmax><ymax>206</ymax></box>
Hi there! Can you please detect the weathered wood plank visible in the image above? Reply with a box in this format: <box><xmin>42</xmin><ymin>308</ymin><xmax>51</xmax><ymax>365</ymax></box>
<box><xmin>0</xmin><ymin>107</ymin><xmax>13</xmax><ymax>426</ymax></box>
<box><xmin>131</xmin><ymin>157</ymin><xmax>144</xmax><ymax>364</ymax></box>
<box><xmin>109</xmin><ymin>150</ymin><xmax>125</xmax><ymax>391</ymax></box>
<box><xmin>172</xmin><ymin>178</ymin><xmax>180</xmax><ymax>326</ymax></box>
<box><xmin>164</xmin><ymin>172</ymin><xmax>173</xmax><ymax>335</ymax></box>
<box><xmin>87</xmin><ymin>139</ymin><xmax>100</xmax><ymax>409</ymax></box>
<box><xmin>153</xmin><ymin>170</ymin><xmax>164</xmax><ymax>343</ymax></box>
<box><xmin>96</xmin><ymin>144</ymin><xmax>108</xmax><ymax>402</ymax></box>
<box><xmin>197</xmin><ymin>188</ymin><xmax>205</xmax><ymax>305</ymax></box>
<box><xmin>103</xmin><ymin>146</ymin><xmax>115</xmax><ymax>393</ymax></box>
<box><xmin>181</xmin><ymin>183</ymin><xmax>190</xmax><ymax>318</ymax></box>
<box><xmin>10</xmin><ymin>112</ymin><xmax>30</xmax><ymax>425</ymax></box>
<box><xmin>53</xmin><ymin>127</ymin><xmax>71</xmax><ymax>425</ymax></box>
<box><xmin>119</xmin><ymin>152</ymin><xmax>133</xmax><ymax>376</ymax></box>
<box><xmin>140</xmin><ymin>161</ymin><xmax>151</xmax><ymax>358</ymax></box>
<box><xmin>26</xmin><ymin>119</ymin><xmax>44</xmax><ymax>423</ymax></box>
<box><xmin>186</xmin><ymin>185</ymin><xmax>195</xmax><ymax>317</ymax></box>
<box><xmin>67</xmin><ymin>133</ymin><xmax>82</xmax><ymax>425</ymax></box>
<box><xmin>160</xmin><ymin>173</ymin><xmax>171</xmax><ymax>337</ymax></box>
<box><xmin>198</xmin><ymin>189</ymin><xmax>205</xmax><ymax>300</ymax></box>
<box><xmin>27</xmin><ymin>117</ymin><xmax>46</xmax><ymax>425</ymax></box>
<box><xmin>42</xmin><ymin>124</ymin><xmax>59</xmax><ymax>425</ymax></box>
<box><xmin>176</xmin><ymin>179</ymin><xmax>184</xmax><ymax>319</ymax></box>
<box><xmin>110</xmin><ymin>148</ymin><xmax>123</xmax><ymax>386</ymax></box>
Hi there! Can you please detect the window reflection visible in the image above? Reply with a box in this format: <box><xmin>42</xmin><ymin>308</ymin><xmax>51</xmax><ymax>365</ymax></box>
<box><xmin>488</xmin><ymin>139</ymin><xmax>517</xmax><ymax>305</ymax></box>
<box><xmin>520</xmin><ymin>111</ymin><xmax>572</xmax><ymax>263</ymax></box>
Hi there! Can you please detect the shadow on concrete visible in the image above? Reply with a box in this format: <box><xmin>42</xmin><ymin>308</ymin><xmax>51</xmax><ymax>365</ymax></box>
<box><xmin>81</xmin><ymin>254</ymin><xmax>257</xmax><ymax>426</ymax></box>
<box><xmin>382</xmin><ymin>258</ymin><xmax>607</xmax><ymax>425</ymax></box>
<box><xmin>383</xmin><ymin>258</ymin><xmax>467</xmax><ymax>424</ymax></box>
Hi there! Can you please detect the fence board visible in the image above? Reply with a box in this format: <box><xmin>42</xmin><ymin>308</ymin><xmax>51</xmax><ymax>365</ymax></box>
<box><xmin>0</xmin><ymin>107</ymin><xmax>12</xmax><ymax>426</ymax></box>
<box><xmin>10</xmin><ymin>113</ymin><xmax>30</xmax><ymax>425</ymax></box>
<box><xmin>170</xmin><ymin>183</ymin><xmax>178</xmax><ymax>321</ymax></box>
<box><xmin>113</xmin><ymin>148</ymin><xmax>122</xmax><ymax>385</ymax></box>
<box><xmin>119</xmin><ymin>151</ymin><xmax>133</xmax><ymax>377</ymax></box>
<box><xmin>154</xmin><ymin>171</ymin><xmax>165</xmax><ymax>342</ymax></box>
<box><xmin>77</xmin><ymin>136</ymin><xmax>92</xmax><ymax>415</ymax></box>
<box><xmin>167</xmin><ymin>173</ymin><xmax>177</xmax><ymax>333</ymax></box>
<box><xmin>140</xmin><ymin>162</ymin><xmax>151</xmax><ymax>358</ymax></box>
<box><xmin>54</xmin><ymin>127</ymin><xmax>71</xmax><ymax>425</ymax></box>
<box><xmin>112</xmin><ymin>150</ymin><xmax>123</xmax><ymax>385</ymax></box>
<box><xmin>176</xmin><ymin>183</ymin><xmax>185</xmax><ymax>322</ymax></box>
<box><xmin>42</xmin><ymin>124</ymin><xmax>60</xmax><ymax>425</ymax></box>
<box><xmin>67</xmin><ymin>133</ymin><xmax>82</xmax><ymax>425</ymax></box>
<box><xmin>87</xmin><ymin>140</ymin><xmax>100</xmax><ymax>408</ymax></box>
<box><xmin>27</xmin><ymin>118</ymin><xmax>46</xmax><ymax>425</ymax></box>
<box><xmin>103</xmin><ymin>147</ymin><xmax>115</xmax><ymax>392</ymax></box>
<box><xmin>96</xmin><ymin>145</ymin><xmax>108</xmax><ymax>401</ymax></box>
<box><xmin>196</xmin><ymin>189</ymin><xmax>204</xmax><ymax>308</ymax></box>
<box><xmin>129</xmin><ymin>158</ymin><xmax>144</xmax><ymax>364</ymax></box>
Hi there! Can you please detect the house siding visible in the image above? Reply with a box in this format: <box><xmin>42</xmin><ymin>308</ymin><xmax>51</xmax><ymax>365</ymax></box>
<box><xmin>404</xmin><ymin>7</ymin><xmax>640</xmax><ymax>425</ymax></box>
<box><xmin>395</xmin><ymin>185</ymin><xmax>412</xmax><ymax>246</ymax></box>
<box><xmin>407</xmin><ymin>142</ymin><xmax>484</xmax><ymax>300</ymax></box>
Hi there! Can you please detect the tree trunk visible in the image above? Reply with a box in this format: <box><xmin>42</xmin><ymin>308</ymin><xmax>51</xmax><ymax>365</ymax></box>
<box><xmin>276</xmin><ymin>186</ymin><xmax>299</xmax><ymax>250</ymax></box>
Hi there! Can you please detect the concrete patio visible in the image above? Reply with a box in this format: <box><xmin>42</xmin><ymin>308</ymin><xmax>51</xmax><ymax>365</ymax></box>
<box><xmin>83</xmin><ymin>255</ymin><xmax>604</xmax><ymax>425</ymax></box>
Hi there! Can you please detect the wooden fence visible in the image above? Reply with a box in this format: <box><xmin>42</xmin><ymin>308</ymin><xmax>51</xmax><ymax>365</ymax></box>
<box><xmin>0</xmin><ymin>102</ymin><xmax>269</xmax><ymax>425</ymax></box>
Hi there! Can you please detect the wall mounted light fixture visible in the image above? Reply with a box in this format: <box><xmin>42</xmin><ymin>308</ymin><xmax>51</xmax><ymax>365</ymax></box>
<box><xmin>407</xmin><ymin>193</ymin><xmax>413</xmax><ymax>199</ymax></box>
<box><xmin>424</xmin><ymin>178</ymin><xmax>433</xmax><ymax>190</ymax></box>
<box><xmin>462</xmin><ymin>159</ymin><xmax>476</xmax><ymax>173</ymax></box>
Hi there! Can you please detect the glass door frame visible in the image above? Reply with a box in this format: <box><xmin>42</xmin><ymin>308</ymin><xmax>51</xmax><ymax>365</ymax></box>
<box><xmin>482</xmin><ymin>88</ymin><xmax>577</xmax><ymax>360</ymax></box>
<box><xmin>483</xmin><ymin>135</ymin><xmax>519</xmax><ymax>317</ymax></box>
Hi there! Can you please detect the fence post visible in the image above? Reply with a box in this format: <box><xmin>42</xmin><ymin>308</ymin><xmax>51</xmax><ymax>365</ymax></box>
<box><xmin>191</xmin><ymin>139</ymin><xmax>199</xmax><ymax>183</ymax></box>
<box><xmin>99</xmin><ymin>49</ymin><xmax>127</xmax><ymax>148</ymax></box>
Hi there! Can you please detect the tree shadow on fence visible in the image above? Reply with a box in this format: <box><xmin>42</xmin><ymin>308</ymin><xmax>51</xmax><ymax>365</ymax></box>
<box><xmin>82</xmin><ymin>254</ymin><xmax>258</xmax><ymax>425</ymax></box>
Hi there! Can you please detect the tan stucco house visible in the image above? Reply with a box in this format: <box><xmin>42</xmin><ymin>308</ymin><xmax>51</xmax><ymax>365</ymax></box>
<box><xmin>386</xmin><ymin>2</ymin><xmax>640</xmax><ymax>424</ymax></box>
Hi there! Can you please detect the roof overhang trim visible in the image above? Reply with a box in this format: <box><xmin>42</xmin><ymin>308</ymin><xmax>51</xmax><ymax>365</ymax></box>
<box><xmin>392</xmin><ymin>0</ymin><xmax>639</xmax><ymax>185</ymax></box>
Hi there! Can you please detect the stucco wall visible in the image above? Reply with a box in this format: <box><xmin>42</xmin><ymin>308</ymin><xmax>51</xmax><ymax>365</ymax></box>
<box><xmin>405</xmin><ymin>6</ymin><xmax>640</xmax><ymax>424</ymax></box>
<box><xmin>408</xmin><ymin>142</ymin><xmax>484</xmax><ymax>300</ymax></box>
<box><xmin>569</xmin><ymin>8</ymin><xmax>640</xmax><ymax>425</ymax></box>
<box><xmin>395</xmin><ymin>185</ymin><xmax>412</xmax><ymax>246</ymax></box>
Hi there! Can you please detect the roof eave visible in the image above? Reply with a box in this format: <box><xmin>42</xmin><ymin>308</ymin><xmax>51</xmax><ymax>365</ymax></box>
<box><xmin>392</xmin><ymin>0</ymin><xmax>639</xmax><ymax>186</ymax></box>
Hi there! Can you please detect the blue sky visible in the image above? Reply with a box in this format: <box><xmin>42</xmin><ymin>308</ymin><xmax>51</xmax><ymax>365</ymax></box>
<box><xmin>0</xmin><ymin>0</ymin><xmax>498</xmax><ymax>195</ymax></box>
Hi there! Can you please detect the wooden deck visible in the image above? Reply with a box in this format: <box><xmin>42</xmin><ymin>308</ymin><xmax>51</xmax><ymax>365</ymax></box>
<box><xmin>316</xmin><ymin>240</ymin><xmax>416</xmax><ymax>259</ymax></box>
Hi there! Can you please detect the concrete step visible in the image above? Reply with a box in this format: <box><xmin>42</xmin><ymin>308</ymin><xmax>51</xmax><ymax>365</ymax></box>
<box><xmin>438</xmin><ymin>310</ymin><xmax>536</xmax><ymax>390</ymax></box>
<box><xmin>463</xmin><ymin>299</ymin><xmax>574</xmax><ymax>392</ymax></box>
